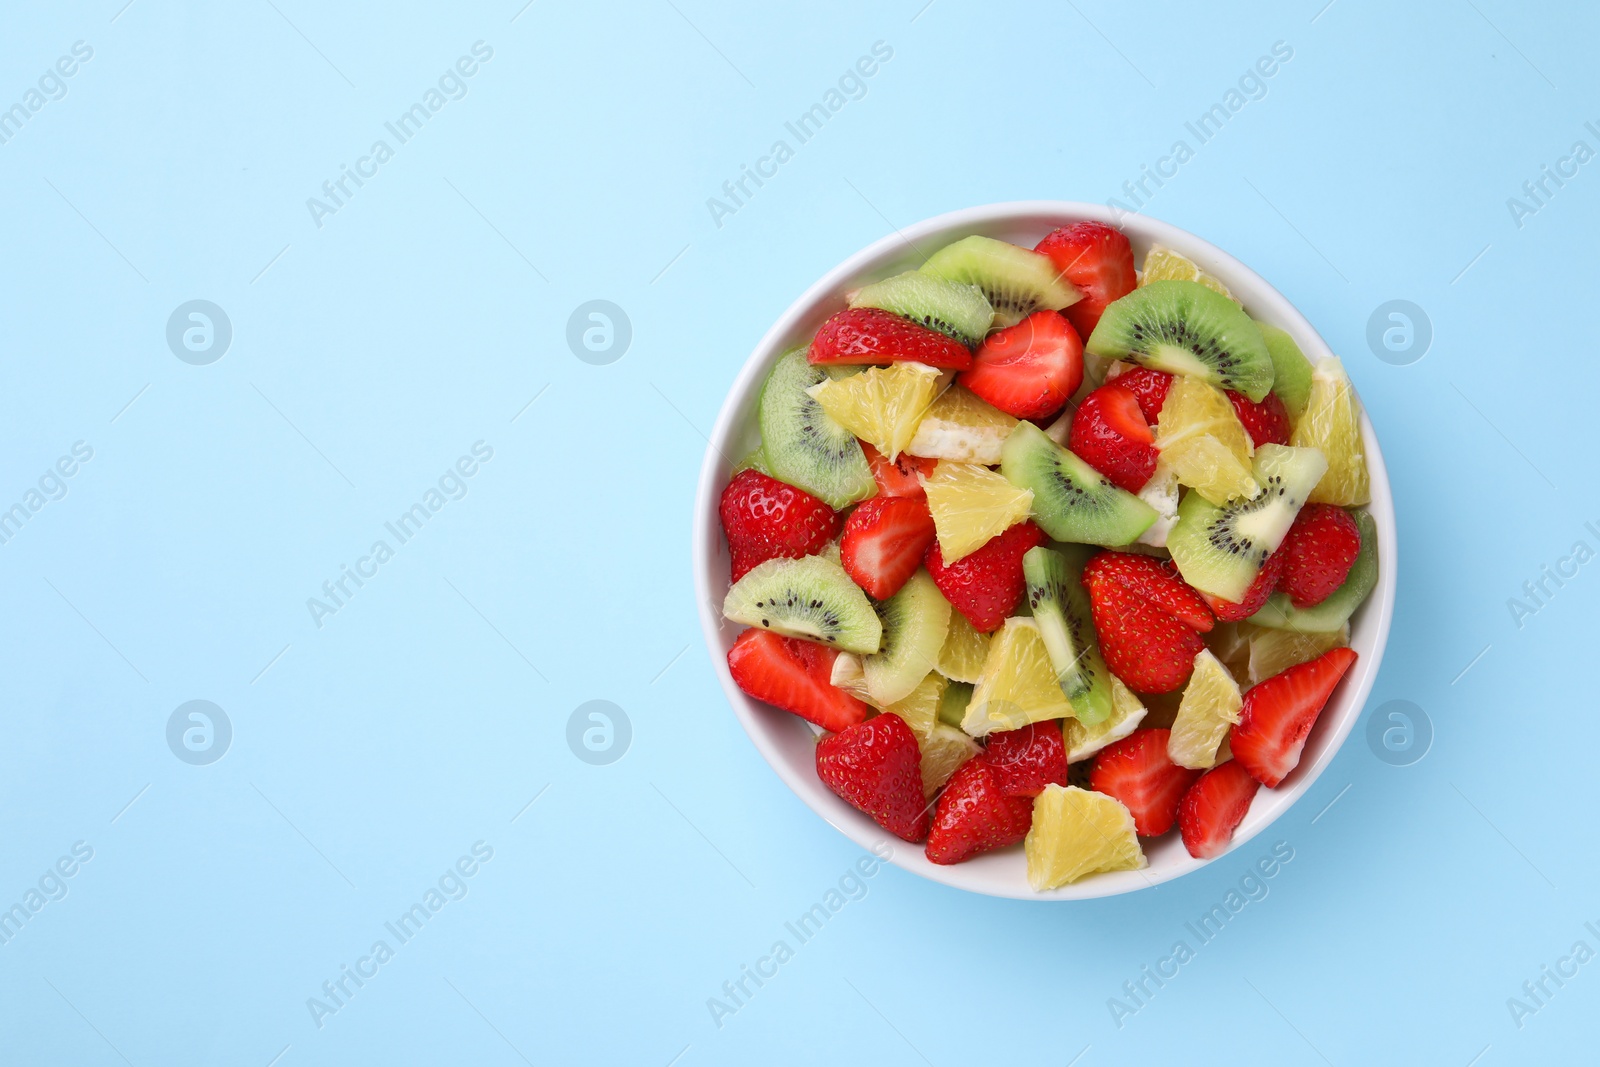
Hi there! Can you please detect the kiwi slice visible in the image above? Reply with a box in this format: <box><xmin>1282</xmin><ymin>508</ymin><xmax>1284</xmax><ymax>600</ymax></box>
<box><xmin>723</xmin><ymin>555</ymin><xmax>882</xmax><ymax>654</ymax></box>
<box><xmin>1023</xmin><ymin>546</ymin><xmax>1113</xmax><ymax>726</ymax></box>
<box><xmin>758</xmin><ymin>348</ymin><xmax>875</xmax><ymax>508</ymax></box>
<box><xmin>1255</xmin><ymin>322</ymin><xmax>1314</xmax><ymax>422</ymax></box>
<box><xmin>848</xmin><ymin>271</ymin><xmax>994</xmax><ymax>348</ymax></box>
<box><xmin>999</xmin><ymin>421</ymin><xmax>1158</xmax><ymax>546</ymax></box>
<box><xmin>937</xmin><ymin>681</ymin><xmax>973</xmax><ymax>728</ymax></box>
<box><xmin>919</xmin><ymin>235</ymin><xmax>1080</xmax><ymax>329</ymax></box>
<box><xmin>1166</xmin><ymin>443</ymin><xmax>1329</xmax><ymax>602</ymax></box>
<box><xmin>863</xmin><ymin>569</ymin><xmax>952</xmax><ymax>705</ymax></box>
<box><xmin>1086</xmin><ymin>281</ymin><xmax>1275</xmax><ymax>402</ymax></box>
<box><xmin>1248</xmin><ymin>510</ymin><xmax>1377</xmax><ymax>633</ymax></box>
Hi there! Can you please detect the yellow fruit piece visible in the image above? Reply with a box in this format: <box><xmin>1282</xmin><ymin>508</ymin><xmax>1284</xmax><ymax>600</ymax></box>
<box><xmin>937</xmin><ymin>608</ymin><xmax>992</xmax><ymax>683</ymax></box>
<box><xmin>885</xmin><ymin>671</ymin><xmax>945</xmax><ymax>732</ymax></box>
<box><xmin>808</xmin><ymin>361</ymin><xmax>943</xmax><ymax>461</ymax></box>
<box><xmin>1167</xmin><ymin>649</ymin><xmax>1243</xmax><ymax>770</ymax></box>
<box><xmin>1291</xmin><ymin>356</ymin><xmax>1370</xmax><ymax>506</ymax></box>
<box><xmin>1064</xmin><ymin>676</ymin><xmax>1148</xmax><ymax>761</ymax></box>
<box><xmin>905</xmin><ymin>386</ymin><xmax>1019</xmax><ymax>465</ymax></box>
<box><xmin>1141</xmin><ymin>245</ymin><xmax>1237</xmax><ymax>301</ymax></box>
<box><xmin>1248</xmin><ymin>624</ymin><xmax>1349</xmax><ymax>685</ymax></box>
<box><xmin>919</xmin><ymin>723</ymin><xmax>980</xmax><ymax>797</ymax></box>
<box><xmin>1156</xmin><ymin>376</ymin><xmax>1258</xmax><ymax>504</ymax></box>
<box><xmin>922</xmin><ymin>462</ymin><xmax>1034</xmax><ymax>563</ymax></box>
<box><xmin>963</xmin><ymin>618</ymin><xmax>1073</xmax><ymax>736</ymax></box>
<box><xmin>1025</xmin><ymin>784</ymin><xmax>1146</xmax><ymax>890</ymax></box>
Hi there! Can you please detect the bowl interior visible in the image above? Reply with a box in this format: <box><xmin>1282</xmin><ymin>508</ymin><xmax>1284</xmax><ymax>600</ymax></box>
<box><xmin>693</xmin><ymin>202</ymin><xmax>1396</xmax><ymax>900</ymax></box>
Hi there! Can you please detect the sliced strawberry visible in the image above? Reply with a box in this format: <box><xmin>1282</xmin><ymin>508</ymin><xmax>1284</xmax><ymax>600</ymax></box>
<box><xmin>808</xmin><ymin>307</ymin><xmax>973</xmax><ymax>370</ymax></box>
<box><xmin>719</xmin><ymin>469</ymin><xmax>840</xmax><ymax>581</ymax></box>
<box><xmin>1228</xmin><ymin>391</ymin><xmax>1292</xmax><ymax>448</ymax></box>
<box><xmin>1279</xmin><ymin>504</ymin><xmax>1362</xmax><ymax>608</ymax></box>
<box><xmin>1230</xmin><ymin>647</ymin><xmax>1359</xmax><ymax>787</ymax></box>
<box><xmin>1089</xmin><ymin>728</ymin><xmax>1201</xmax><ymax>836</ymax></box>
<box><xmin>1068</xmin><ymin>383</ymin><xmax>1158</xmax><ymax>493</ymax></box>
<box><xmin>727</xmin><ymin>629</ymin><xmax>871</xmax><ymax>733</ymax></box>
<box><xmin>959</xmin><ymin>310</ymin><xmax>1082</xmax><ymax>420</ymax></box>
<box><xmin>1083</xmin><ymin>551</ymin><xmax>1214</xmax><ymax>633</ymax></box>
<box><xmin>860</xmin><ymin>441</ymin><xmax>936</xmax><ymax>500</ymax></box>
<box><xmin>981</xmin><ymin>722</ymin><xmax>1068</xmax><ymax>798</ymax></box>
<box><xmin>1178</xmin><ymin>760</ymin><xmax>1261</xmax><ymax>859</ymax></box>
<box><xmin>840</xmin><ymin>496</ymin><xmax>937</xmax><ymax>600</ymax></box>
<box><xmin>1034</xmin><ymin>221</ymin><xmax>1136</xmax><ymax>340</ymax></box>
<box><xmin>1082</xmin><ymin>560</ymin><xmax>1206</xmax><ymax>694</ymax></box>
<box><xmin>816</xmin><ymin>713</ymin><xmax>931</xmax><ymax>842</ymax></box>
<box><xmin>925</xmin><ymin>756</ymin><xmax>1034</xmax><ymax>864</ymax></box>
<box><xmin>1109</xmin><ymin>366</ymin><xmax>1173</xmax><ymax>423</ymax></box>
<box><xmin>1202</xmin><ymin>549</ymin><xmax>1286</xmax><ymax>622</ymax></box>
<box><xmin>924</xmin><ymin>521</ymin><xmax>1046</xmax><ymax>633</ymax></box>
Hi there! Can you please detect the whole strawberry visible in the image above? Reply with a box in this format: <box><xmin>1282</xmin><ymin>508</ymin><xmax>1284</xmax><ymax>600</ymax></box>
<box><xmin>925</xmin><ymin>756</ymin><xmax>1034</xmax><ymax>864</ymax></box>
<box><xmin>816</xmin><ymin>713</ymin><xmax>931</xmax><ymax>842</ymax></box>
<box><xmin>981</xmin><ymin>722</ymin><xmax>1068</xmax><ymax>798</ymax></box>
<box><xmin>925</xmin><ymin>521</ymin><xmax>1047</xmax><ymax>633</ymax></box>
<box><xmin>1082</xmin><ymin>552</ymin><xmax>1206</xmax><ymax>694</ymax></box>
<box><xmin>1228</xmin><ymin>391</ymin><xmax>1292</xmax><ymax>448</ymax></box>
<box><xmin>1279</xmin><ymin>504</ymin><xmax>1361</xmax><ymax>608</ymax></box>
<box><xmin>719</xmin><ymin>469</ymin><xmax>840</xmax><ymax>581</ymax></box>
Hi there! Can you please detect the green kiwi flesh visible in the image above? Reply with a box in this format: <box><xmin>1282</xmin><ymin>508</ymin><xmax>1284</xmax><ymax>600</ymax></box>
<box><xmin>1023</xmin><ymin>546</ymin><xmax>1114</xmax><ymax>725</ymax></box>
<box><xmin>919</xmin><ymin>235</ymin><xmax>1081</xmax><ymax>329</ymax></box>
<box><xmin>863</xmin><ymin>569</ymin><xmax>952</xmax><ymax>705</ymax></box>
<box><xmin>937</xmin><ymin>681</ymin><xmax>973</xmax><ymax>728</ymax></box>
<box><xmin>1086</xmin><ymin>280</ymin><xmax>1275</xmax><ymax>402</ymax></box>
<box><xmin>1166</xmin><ymin>443</ymin><xmax>1329</xmax><ymax>602</ymax></box>
<box><xmin>758</xmin><ymin>347</ymin><xmax>875</xmax><ymax>508</ymax></box>
<box><xmin>1248</xmin><ymin>509</ymin><xmax>1377</xmax><ymax>633</ymax></box>
<box><xmin>1255</xmin><ymin>321</ymin><xmax>1314</xmax><ymax>422</ymax></box>
<box><xmin>1000</xmin><ymin>421</ymin><xmax>1158</xmax><ymax>546</ymax></box>
<box><xmin>848</xmin><ymin>271</ymin><xmax>994</xmax><ymax>348</ymax></box>
<box><xmin>722</xmin><ymin>555</ymin><xmax>883</xmax><ymax>654</ymax></box>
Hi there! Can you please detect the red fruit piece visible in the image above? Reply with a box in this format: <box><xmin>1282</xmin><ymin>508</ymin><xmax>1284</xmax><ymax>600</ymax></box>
<box><xmin>816</xmin><ymin>713</ymin><xmax>931</xmax><ymax>842</ymax></box>
<box><xmin>1034</xmin><ymin>221</ymin><xmax>1136</xmax><ymax>340</ymax></box>
<box><xmin>1089</xmin><ymin>728</ymin><xmax>1201</xmax><ymax>836</ymax></box>
<box><xmin>1082</xmin><ymin>559</ymin><xmax>1206</xmax><ymax>694</ymax></box>
<box><xmin>925</xmin><ymin>757</ymin><xmax>1034</xmax><ymax>864</ymax></box>
<box><xmin>1110</xmin><ymin>366</ymin><xmax>1174</xmax><ymax>423</ymax></box>
<box><xmin>924</xmin><ymin>521</ymin><xmax>1047</xmax><ymax>633</ymax></box>
<box><xmin>981</xmin><ymin>722</ymin><xmax>1068</xmax><ymax>798</ymax></box>
<box><xmin>1279</xmin><ymin>504</ymin><xmax>1362</xmax><ymax>608</ymax></box>
<box><xmin>727</xmin><ymin>629</ymin><xmax>871</xmax><ymax>733</ymax></box>
<box><xmin>1228</xmin><ymin>391</ymin><xmax>1292</xmax><ymax>448</ymax></box>
<box><xmin>1083</xmin><ymin>551</ymin><xmax>1214</xmax><ymax>633</ymax></box>
<box><xmin>860</xmin><ymin>441</ymin><xmax>936</xmax><ymax>500</ymax></box>
<box><xmin>1202</xmin><ymin>549</ymin><xmax>1286</xmax><ymax>623</ymax></box>
<box><xmin>1178</xmin><ymin>760</ymin><xmax>1261</xmax><ymax>859</ymax></box>
<box><xmin>959</xmin><ymin>310</ymin><xmax>1083</xmax><ymax>420</ymax></box>
<box><xmin>1230</xmin><ymin>647</ymin><xmax>1359</xmax><ymax>787</ymax></box>
<box><xmin>840</xmin><ymin>496</ymin><xmax>938</xmax><ymax>600</ymax></box>
<box><xmin>719</xmin><ymin>469</ymin><xmax>840</xmax><ymax>582</ymax></box>
<box><xmin>808</xmin><ymin>307</ymin><xmax>974</xmax><ymax>370</ymax></box>
<box><xmin>1069</xmin><ymin>383</ymin><xmax>1159</xmax><ymax>493</ymax></box>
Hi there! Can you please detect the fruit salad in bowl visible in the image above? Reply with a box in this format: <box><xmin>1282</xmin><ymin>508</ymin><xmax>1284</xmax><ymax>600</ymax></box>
<box><xmin>693</xmin><ymin>202</ymin><xmax>1395</xmax><ymax>899</ymax></box>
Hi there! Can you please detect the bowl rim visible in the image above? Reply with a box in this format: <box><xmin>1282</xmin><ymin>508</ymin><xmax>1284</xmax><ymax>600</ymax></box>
<box><xmin>692</xmin><ymin>200</ymin><xmax>1396</xmax><ymax>900</ymax></box>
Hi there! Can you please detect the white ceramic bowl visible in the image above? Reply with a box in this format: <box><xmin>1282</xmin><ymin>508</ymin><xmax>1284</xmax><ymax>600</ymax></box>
<box><xmin>693</xmin><ymin>201</ymin><xmax>1396</xmax><ymax>900</ymax></box>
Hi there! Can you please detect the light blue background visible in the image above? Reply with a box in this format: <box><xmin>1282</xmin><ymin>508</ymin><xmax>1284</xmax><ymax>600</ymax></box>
<box><xmin>0</xmin><ymin>1</ymin><xmax>1594</xmax><ymax>1063</ymax></box>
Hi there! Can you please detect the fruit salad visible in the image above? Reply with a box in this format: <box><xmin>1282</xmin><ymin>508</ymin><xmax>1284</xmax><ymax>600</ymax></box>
<box><xmin>717</xmin><ymin>223</ymin><xmax>1377</xmax><ymax>891</ymax></box>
